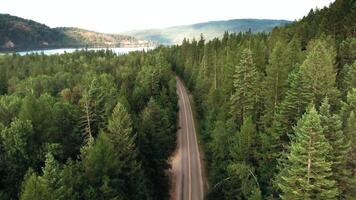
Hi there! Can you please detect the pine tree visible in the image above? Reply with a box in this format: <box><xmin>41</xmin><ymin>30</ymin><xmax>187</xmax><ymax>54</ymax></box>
<box><xmin>319</xmin><ymin>98</ymin><xmax>351</xmax><ymax>196</ymax></box>
<box><xmin>81</xmin><ymin>132</ymin><xmax>121</xmax><ymax>200</ymax></box>
<box><xmin>299</xmin><ymin>39</ymin><xmax>339</xmax><ymax>105</ymax></box>
<box><xmin>0</xmin><ymin>65</ymin><xmax>7</xmax><ymax>95</ymax></box>
<box><xmin>278</xmin><ymin>106</ymin><xmax>338</xmax><ymax>200</ymax></box>
<box><xmin>231</xmin><ymin>116</ymin><xmax>258</xmax><ymax>164</ymax></box>
<box><xmin>1</xmin><ymin>119</ymin><xmax>33</xmax><ymax>198</ymax></box>
<box><xmin>80</xmin><ymin>78</ymin><xmax>105</xmax><ymax>144</ymax></box>
<box><xmin>106</xmin><ymin>101</ymin><xmax>150</xmax><ymax>200</ymax></box>
<box><xmin>226</xmin><ymin>162</ymin><xmax>262</xmax><ymax>200</ymax></box>
<box><xmin>139</xmin><ymin>97</ymin><xmax>172</xmax><ymax>199</ymax></box>
<box><xmin>341</xmin><ymin>89</ymin><xmax>356</xmax><ymax>198</ymax></box>
<box><xmin>20</xmin><ymin>170</ymin><xmax>49</xmax><ymax>200</ymax></box>
<box><xmin>340</xmin><ymin>88</ymin><xmax>356</xmax><ymax>127</ymax></box>
<box><xmin>338</xmin><ymin>38</ymin><xmax>356</xmax><ymax>70</ymax></box>
<box><xmin>263</xmin><ymin>41</ymin><xmax>290</xmax><ymax>126</ymax></box>
<box><xmin>341</xmin><ymin>61</ymin><xmax>356</xmax><ymax>94</ymax></box>
<box><xmin>107</xmin><ymin>101</ymin><xmax>135</xmax><ymax>152</ymax></box>
<box><xmin>229</xmin><ymin>49</ymin><xmax>258</xmax><ymax>127</ymax></box>
<box><xmin>277</xmin><ymin>66</ymin><xmax>313</xmax><ymax>136</ymax></box>
<box><xmin>344</xmin><ymin>111</ymin><xmax>356</xmax><ymax>199</ymax></box>
<box><xmin>285</xmin><ymin>35</ymin><xmax>303</xmax><ymax>68</ymax></box>
<box><xmin>40</xmin><ymin>153</ymin><xmax>63</xmax><ymax>200</ymax></box>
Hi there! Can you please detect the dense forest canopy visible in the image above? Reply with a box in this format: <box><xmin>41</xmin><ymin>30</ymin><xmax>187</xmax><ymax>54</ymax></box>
<box><xmin>0</xmin><ymin>49</ymin><xmax>178</xmax><ymax>200</ymax></box>
<box><xmin>164</xmin><ymin>0</ymin><xmax>356</xmax><ymax>199</ymax></box>
<box><xmin>0</xmin><ymin>0</ymin><xmax>355</xmax><ymax>199</ymax></box>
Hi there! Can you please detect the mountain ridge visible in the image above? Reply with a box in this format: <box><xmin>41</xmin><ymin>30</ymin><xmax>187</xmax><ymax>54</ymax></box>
<box><xmin>124</xmin><ymin>18</ymin><xmax>291</xmax><ymax>44</ymax></box>
<box><xmin>0</xmin><ymin>14</ymin><xmax>152</xmax><ymax>51</ymax></box>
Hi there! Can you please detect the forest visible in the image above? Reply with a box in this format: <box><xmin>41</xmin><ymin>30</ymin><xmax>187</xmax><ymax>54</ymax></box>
<box><xmin>166</xmin><ymin>0</ymin><xmax>356</xmax><ymax>199</ymax></box>
<box><xmin>0</xmin><ymin>0</ymin><xmax>355</xmax><ymax>199</ymax></box>
<box><xmin>0</xmin><ymin>50</ymin><xmax>178</xmax><ymax>200</ymax></box>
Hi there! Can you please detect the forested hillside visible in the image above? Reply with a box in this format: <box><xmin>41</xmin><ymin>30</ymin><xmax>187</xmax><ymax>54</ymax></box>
<box><xmin>165</xmin><ymin>0</ymin><xmax>356</xmax><ymax>199</ymax></box>
<box><xmin>125</xmin><ymin>19</ymin><xmax>290</xmax><ymax>44</ymax></box>
<box><xmin>0</xmin><ymin>14</ymin><xmax>151</xmax><ymax>51</ymax></box>
<box><xmin>0</xmin><ymin>49</ymin><xmax>178</xmax><ymax>199</ymax></box>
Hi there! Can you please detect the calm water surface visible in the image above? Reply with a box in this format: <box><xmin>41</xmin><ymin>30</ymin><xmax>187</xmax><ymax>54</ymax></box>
<box><xmin>17</xmin><ymin>47</ymin><xmax>153</xmax><ymax>56</ymax></box>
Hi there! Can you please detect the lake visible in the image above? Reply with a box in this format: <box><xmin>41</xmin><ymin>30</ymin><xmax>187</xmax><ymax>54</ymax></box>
<box><xmin>17</xmin><ymin>47</ymin><xmax>153</xmax><ymax>56</ymax></box>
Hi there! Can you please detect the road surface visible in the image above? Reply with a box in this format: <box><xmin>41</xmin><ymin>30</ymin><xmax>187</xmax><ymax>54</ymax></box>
<box><xmin>170</xmin><ymin>77</ymin><xmax>204</xmax><ymax>200</ymax></box>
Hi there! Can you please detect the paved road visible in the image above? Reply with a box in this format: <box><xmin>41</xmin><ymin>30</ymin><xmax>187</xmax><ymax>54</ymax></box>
<box><xmin>171</xmin><ymin>77</ymin><xmax>204</xmax><ymax>200</ymax></box>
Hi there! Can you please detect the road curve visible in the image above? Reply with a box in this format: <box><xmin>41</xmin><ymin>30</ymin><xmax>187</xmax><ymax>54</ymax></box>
<box><xmin>170</xmin><ymin>77</ymin><xmax>204</xmax><ymax>200</ymax></box>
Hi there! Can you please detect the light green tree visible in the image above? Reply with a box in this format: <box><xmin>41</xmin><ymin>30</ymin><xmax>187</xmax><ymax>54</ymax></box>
<box><xmin>278</xmin><ymin>106</ymin><xmax>338</xmax><ymax>200</ymax></box>
<box><xmin>299</xmin><ymin>39</ymin><xmax>339</xmax><ymax>105</ymax></box>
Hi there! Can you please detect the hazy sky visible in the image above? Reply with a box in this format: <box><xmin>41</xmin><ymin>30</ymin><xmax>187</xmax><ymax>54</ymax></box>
<box><xmin>0</xmin><ymin>0</ymin><xmax>335</xmax><ymax>33</ymax></box>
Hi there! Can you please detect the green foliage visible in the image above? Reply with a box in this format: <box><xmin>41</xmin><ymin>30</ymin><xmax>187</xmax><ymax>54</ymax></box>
<box><xmin>341</xmin><ymin>90</ymin><xmax>356</xmax><ymax>199</ymax></box>
<box><xmin>231</xmin><ymin>116</ymin><xmax>258</xmax><ymax>164</ymax></box>
<box><xmin>341</xmin><ymin>88</ymin><xmax>356</xmax><ymax>125</ymax></box>
<box><xmin>138</xmin><ymin>97</ymin><xmax>174</xmax><ymax>199</ymax></box>
<box><xmin>1</xmin><ymin>119</ymin><xmax>33</xmax><ymax>198</ymax></box>
<box><xmin>1</xmin><ymin>0</ymin><xmax>355</xmax><ymax>199</ymax></box>
<box><xmin>0</xmin><ymin>64</ymin><xmax>7</xmax><ymax>95</ymax></box>
<box><xmin>226</xmin><ymin>163</ymin><xmax>262</xmax><ymax>200</ymax></box>
<box><xmin>319</xmin><ymin>98</ymin><xmax>352</xmax><ymax>197</ymax></box>
<box><xmin>262</xmin><ymin>41</ymin><xmax>292</xmax><ymax>126</ymax></box>
<box><xmin>167</xmin><ymin>2</ymin><xmax>355</xmax><ymax>198</ymax></box>
<box><xmin>106</xmin><ymin>101</ymin><xmax>150</xmax><ymax>200</ymax></box>
<box><xmin>278</xmin><ymin>106</ymin><xmax>338</xmax><ymax>200</ymax></box>
<box><xmin>20</xmin><ymin>170</ymin><xmax>49</xmax><ymax>200</ymax></box>
<box><xmin>341</xmin><ymin>61</ymin><xmax>356</xmax><ymax>94</ymax></box>
<box><xmin>0</xmin><ymin>49</ymin><xmax>178</xmax><ymax>199</ymax></box>
<box><xmin>0</xmin><ymin>95</ymin><xmax>22</xmax><ymax>126</ymax></box>
<box><xmin>299</xmin><ymin>38</ymin><xmax>339</xmax><ymax>105</ymax></box>
<box><xmin>229</xmin><ymin>49</ymin><xmax>258</xmax><ymax>127</ymax></box>
<box><xmin>82</xmin><ymin>132</ymin><xmax>122</xmax><ymax>200</ymax></box>
<box><xmin>41</xmin><ymin>153</ymin><xmax>62</xmax><ymax>199</ymax></box>
<box><xmin>277</xmin><ymin>66</ymin><xmax>313</xmax><ymax>136</ymax></box>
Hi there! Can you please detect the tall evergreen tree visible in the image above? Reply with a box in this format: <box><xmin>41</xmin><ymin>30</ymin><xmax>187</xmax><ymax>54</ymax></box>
<box><xmin>0</xmin><ymin>65</ymin><xmax>7</xmax><ymax>95</ymax></box>
<box><xmin>229</xmin><ymin>49</ymin><xmax>258</xmax><ymax>128</ymax></box>
<box><xmin>278</xmin><ymin>106</ymin><xmax>338</xmax><ymax>200</ymax></box>
<box><xmin>263</xmin><ymin>41</ymin><xmax>290</xmax><ymax>126</ymax></box>
<box><xmin>80</xmin><ymin>78</ymin><xmax>105</xmax><ymax>144</ymax></box>
<box><xmin>340</xmin><ymin>88</ymin><xmax>356</xmax><ymax>127</ymax></box>
<box><xmin>319</xmin><ymin>98</ymin><xmax>351</xmax><ymax>196</ymax></box>
<box><xmin>20</xmin><ymin>170</ymin><xmax>49</xmax><ymax>200</ymax></box>
<box><xmin>231</xmin><ymin>116</ymin><xmax>258</xmax><ymax>164</ymax></box>
<box><xmin>226</xmin><ymin>162</ymin><xmax>262</xmax><ymax>200</ymax></box>
<box><xmin>344</xmin><ymin>111</ymin><xmax>356</xmax><ymax>199</ymax></box>
<box><xmin>299</xmin><ymin>39</ymin><xmax>339</xmax><ymax>105</ymax></box>
<box><xmin>41</xmin><ymin>153</ymin><xmax>63</xmax><ymax>199</ymax></box>
<box><xmin>139</xmin><ymin>97</ymin><xmax>172</xmax><ymax>200</ymax></box>
<box><xmin>277</xmin><ymin>66</ymin><xmax>313</xmax><ymax>136</ymax></box>
<box><xmin>340</xmin><ymin>89</ymin><xmax>356</xmax><ymax>198</ymax></box>
<box><xmin>341</xmin><ymin>61</ymin><xmax>356</xmax><ymax>94</ymax></box>
<box><xmin>1</xmin><ymin>119</ymin><xmax>33</xmax><ymax>198</ymax></box>
<box><xmin>81</xmin><ymin>132</ymin><xmax>121</xmax><ymax>200</ymax></box>
<box><xmin>107</xmin><ymin>101</ymin><xmax>150</xmax><ymax>200</ymax></box>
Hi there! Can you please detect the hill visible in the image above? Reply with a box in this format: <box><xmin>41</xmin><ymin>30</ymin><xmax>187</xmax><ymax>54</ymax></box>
<box><xmin>124</xmin><ymin>19</ymin><xmax>291</xmax><ymax>44</ymax></box>
<box><xmin>0</xmin><ymin>14</ymin><xmax>152</xmax><ymax>51</ymax></box>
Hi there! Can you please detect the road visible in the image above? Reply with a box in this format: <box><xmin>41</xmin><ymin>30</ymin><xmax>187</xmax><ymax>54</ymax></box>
<box><xmin>170</xmin><ymin>77</ymin><xmax>204</xmax><ymax>200</ymax></box>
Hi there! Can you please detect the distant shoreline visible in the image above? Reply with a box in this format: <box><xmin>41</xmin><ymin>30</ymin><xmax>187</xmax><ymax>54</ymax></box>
<box><xmin>0</xmin><ymin>44</ymin><xmax>157</xmax><ymax>54</ymax></box>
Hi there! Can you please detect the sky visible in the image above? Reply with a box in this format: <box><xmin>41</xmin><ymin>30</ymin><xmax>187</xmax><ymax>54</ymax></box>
<box><xmin>0</xmin><ymin>0</ymin><xmax>335</xmax><ymax>33</ymax></box>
